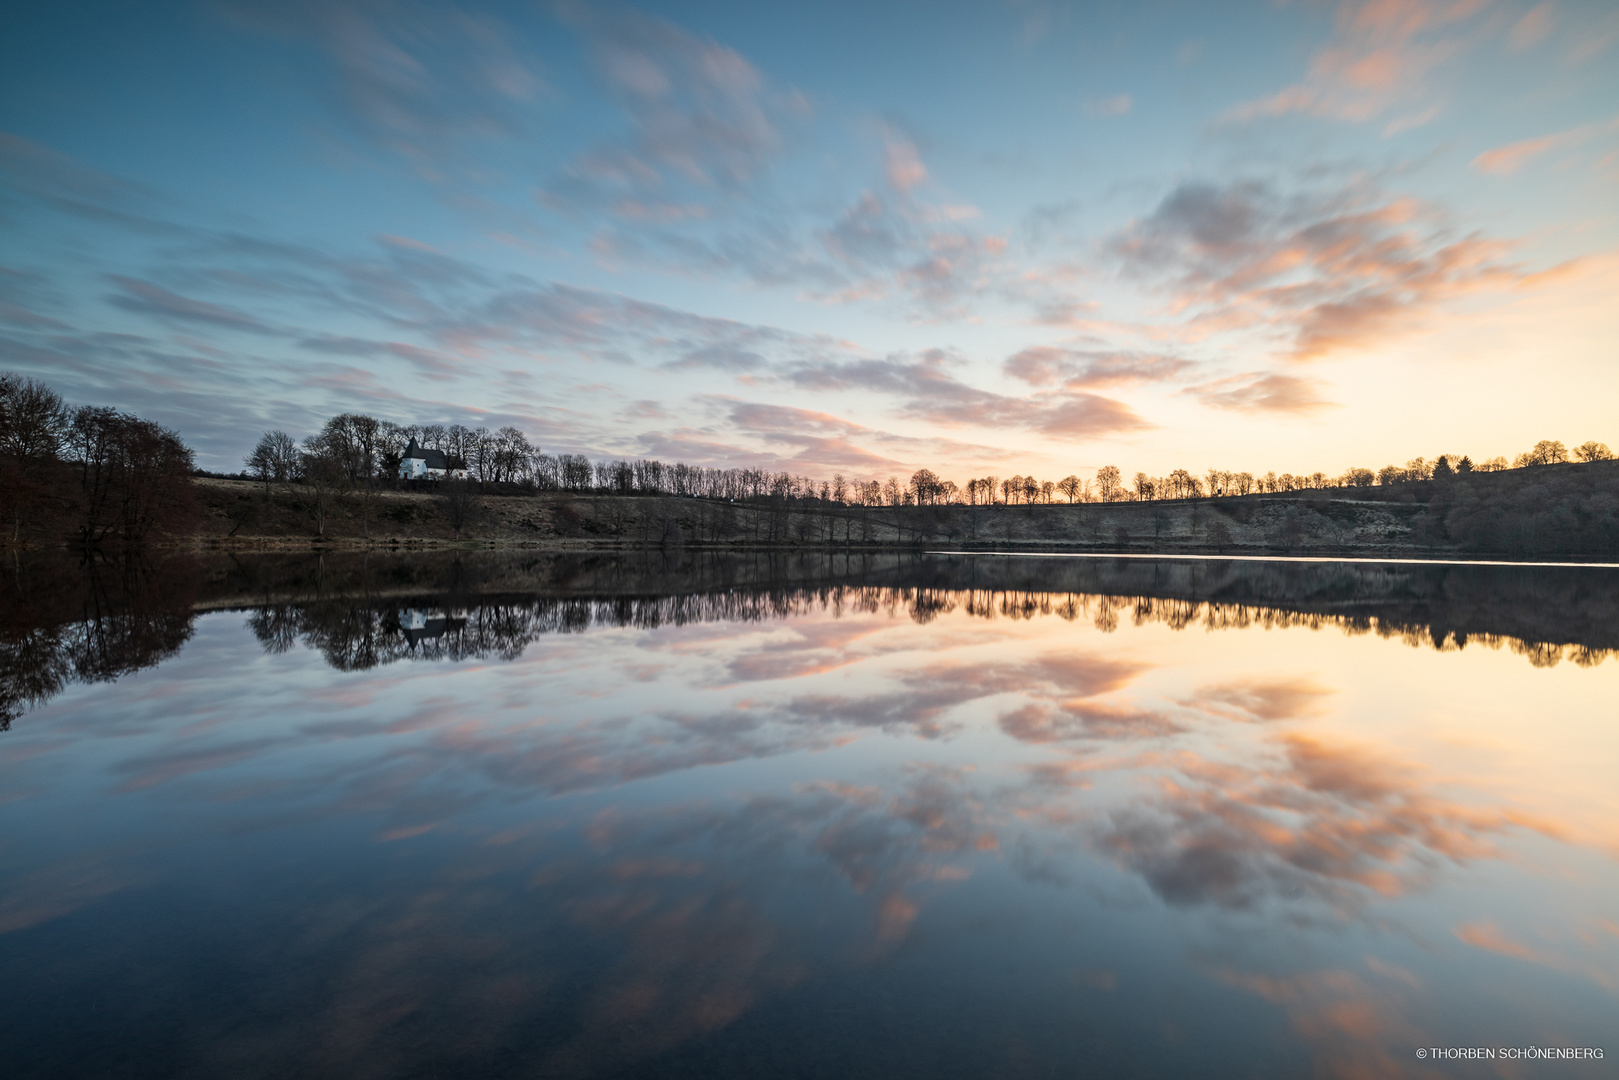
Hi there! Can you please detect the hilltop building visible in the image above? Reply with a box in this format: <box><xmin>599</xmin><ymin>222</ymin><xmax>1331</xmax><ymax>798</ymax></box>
<box><xmin>399</xmin><ymin>439</ymin><xmax>468</xmax><ymax>481</ymax></box>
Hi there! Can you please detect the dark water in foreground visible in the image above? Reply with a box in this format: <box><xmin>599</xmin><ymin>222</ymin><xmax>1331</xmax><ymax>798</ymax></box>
<box><xmin>1</xmin><ymin>551</ymin><xmax>1615</xmax><ymax>1078</ymax></box>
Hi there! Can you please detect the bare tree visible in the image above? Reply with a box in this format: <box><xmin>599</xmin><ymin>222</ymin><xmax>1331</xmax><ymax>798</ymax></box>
<box><xmin>298</xmin><ymin>430</ymin><xmax>344</xmax><ymax>537</ymax></box>
<box><xmin>1342</xmin><ymin>467</ymin><xmax>1375</xmax><ymax>488</ymax></box>
<box><xmin>319</xmin><ymin>414</ymin><xmax>382</xmax><ymax>539</ymax></box>
<box><xmin>1514</xmin><ymin>441</ymin><xmax>1567</xmax><ymax>468</ymax></box>
<box><xmin>0</xmin><ymin>374</ymin><xmax>68</xmax><ymax>464</ymax></box>
<box><xmin>66</xmin><ymin>406</ymin><xmax>195</xmax><ymax>546</ymax></box>
<box><xmin>530</xmin><ymin>452</ymin><xmax>561</xmax><ymax>489</ymax></box>
<box><xmin>1095</xmin><ymin>465</ymin><xmax>1123</xmax><ymax>502</ymax></box>
<box><xmin>1572</xmin><ymin>440</ymin><xmax>1612</xmax><ymax>463</ymax></box>
<box><xmin>0</xmin><ymin>373</ymin><xmax>69</xmax><ymax>541</ymax></box>
<box><xmin>377</xmin><ymin>421</ymin><xmax>412</xmax><ymax>479</ymax></box>
<box><xmin>246</xmin><ymin>430</ymin><xmax>298</xmax><ymax>502</ymax></box>
<box><xmin>909</xmin><ymin>468</ymin><xmax>942</xmax><ymax>505</ymax></box>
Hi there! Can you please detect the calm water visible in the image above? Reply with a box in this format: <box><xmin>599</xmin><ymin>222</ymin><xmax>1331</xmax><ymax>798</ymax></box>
<box><xmin>2</xmin><ymin>552</ymin><xmax>1616</xmax><ymax>1078</ymax></box>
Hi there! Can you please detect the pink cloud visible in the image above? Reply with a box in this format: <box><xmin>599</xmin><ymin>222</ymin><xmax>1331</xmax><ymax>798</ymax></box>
<box><xmin>1190</xmin><ymin>677</ymin><xmax>1337</xmax><ymax>721</ymax></box>
<box><xmin>1472</xmin><ymin>116</ymin><xmax>1619</xmax><ymax>174</ymax></box>
<box><xmin>1509</xmin><ymin>2</ymin><xmax>1556</xmax><ymax>50</ymax></box>
<box><xmin>1454</xmin><ymin>920</ymin><xmax>1539</xmax><ymax>961</ymax></box>
<box><xmin>884</xmin><ymin>136</ymin><xmax>928</xmax><ymax>193</ymax></box>
<box><xmin>1222</xmin><ymin>0</ymin><xmax>1488</xmax><ymax>126</ymax></box>
<box><xmin>1186</xmin><ymin>373</ymin><xmax>1337</xmax><ymax>414</ymax></box>
<box><xmin>1003</xmin><ymin>346</ymin><xmax>1193</xmax><ymax>389</ymax></box>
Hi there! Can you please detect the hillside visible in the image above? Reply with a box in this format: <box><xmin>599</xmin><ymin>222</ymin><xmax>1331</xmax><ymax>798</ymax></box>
<box><xmin>185</xmin><ymin>459</ymin><xmax>1619</xmax><ymax>559</ymax></box>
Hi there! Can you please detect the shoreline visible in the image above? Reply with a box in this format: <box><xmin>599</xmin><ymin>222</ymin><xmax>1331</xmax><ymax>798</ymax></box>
<box><xmin>7</xmin><ymin>534</ymin><xmax>1619</xmax><ymax>566</ymax></box>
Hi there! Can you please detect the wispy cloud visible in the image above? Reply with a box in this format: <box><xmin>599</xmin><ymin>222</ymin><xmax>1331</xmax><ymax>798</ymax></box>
<box><xmin>1508</xmin><ymin>2</ymin><xmax>1557</xmax><ymax>50</ymax></box>
<box><xmin>1085</xmin><ymin>93</ymin><xmax>1133</xmax><ymax>117</ymax></box>
<box><xmin>782</xmin><ymin>349</ymin><xmax>1151</xmax><ymax>440</ymax></box>
<box><xmin>1185</xmin><ymin>373</ymin><xmax>1337</xmax><ymax>414</ymax></box>
<box><xmin>221</xmin><ymin>0</ymin><xmax>548</xmax><ymax>167</ymax></box>
<box><xmin>1222</xmin><ymin>0</ymin><xmax>1487</xmax><ymax>126</ymax></box>
<box><xmin>1002</xmin><ymin>346</ymin><xmax>1193</xmax><ymax>389</ymax></box>
<box><xmin>1472</xmin><ymin>115</ymin><xmax>1619</xmax><ymax>174</ymax></box>
<box><xmin>106</xmin><ymin>276</ymin><xmax>279</xmax><ymax>335</ymax></box>
<box><xmin>0</xmin><ymin>131</ymin><xmax>179</xmax><ymax>234</ymax></box>
<box><xmin>543</xmin><ymin>8</ymin><xmax>803</xmax><ymax>218</ymax></box>
<box><xmin>1190</xmin><ymin>676</ymin><xmax>1337</xmax><ymax>721</ymax></box>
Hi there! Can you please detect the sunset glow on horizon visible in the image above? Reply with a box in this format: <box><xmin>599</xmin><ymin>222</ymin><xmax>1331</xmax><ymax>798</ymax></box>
<box><xmin>2</xmin><ymin>0</ymin><xmax>1616</xmax><ymax>482</ymax></box>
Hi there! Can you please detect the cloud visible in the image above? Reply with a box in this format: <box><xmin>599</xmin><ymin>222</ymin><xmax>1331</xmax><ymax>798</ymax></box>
<box><xmin>783</xmin><ymin>349</ymin><xmax>1152</xmax><ymax>440</ymax></box>
<box><xmin>1454</xmin><ymin>920</ymin><xmax>1538</xmax><ymax>961</ymax></box>
<box><xmin>884</xmin><ymin>134</ymin><xmax>928</xmax><ymax>192</ymax></box>
<box><xmin>544</xmin><ymin>8</ymin><xmax>800</xmax><ymax>215</ymax></box>
<box><xmin>1185</xmin><ymin>373</ymin><xmax>1337</xmax><ymax>413</ymax></box>
<box><xmin>1508</xmin><ymin>3</ymin><xmax>1556</xmax><ymax>50</ymax></box>
<box><xmin>106</xmin><ymin>276</ymin><xmax>279</xmax><ymax>335</ymax></box>
<box><xmin>1214</xmin><ymin>967</ymin><xmax>1428</xmax><ymax>1078</ymax></box>
<box><xmin>1002</xmin><ymin>346</ymin><xmax>1193</xmax><ymax>388</ymax></box>
<box><xmin>220</xmin><ymin>0</ymin><xmax>548</xmax><ymax>166</ymax></box>
<box><xmin>1096</xmin><ymin>731</ymin><xmax>1555</xmax><ymax>912</ymax></box>
<box><xmin>0</xmin><ymin>131</ymin><xmax>180</xmax><ymax>234</ymax></box>
<box><xmin>0</xmin><ymin>264</ymin><xmax>71</xmax><ymax>330</ymax></box>
<box><xmin>1221</xmin><ymin>0</ymin><xmax>1488</xmax><ymax>126</ymax></box>
<box><xmin>1473</xmin><ymin>133</ymin><xmax>1562</xmax><ymax>175</ymax></box>
<box><xmin>296</xmin><ymin>334</ymin><xmax>466</xmax><ymax>379</ymax></box>
<box><xmin>810</xmin><ymin>187</ymin><xmax>1004</xmax><ymax>316</ymax></box>
<box><xmin>574</xmin><ymin>132</ymin><xmax>1005</xmax><ymax>321</ymax></box>
<box><xmin>1190</xmin><ymin>677</ymin><xmax>1336</xmax><ymax>721</ymax></box>
<box><xmin>1382</xmin><ymin>103</ymin><xmax>1440</xmax><ymax>135</ymax></box>
<box><xmin>727</xmin><ymin>401</ymin><xmax>864</xmax><ymax>439</ymax></box>
<box><xmin>1568</xmin><ymin>10</ymin><xmax>1619</xmax><ymax>62</ymax></box>
<box><xmin>0</xmin><ymin>858</ymin><xmax>144</xmax><ymax>934</ymax></box>
<box><xmin>1110</xmin><ymin>177</ymin><xmax>1519</xmax><ymax>358</ymax></box>
<box><xmin>1472</xmin><ymin>115</ymin><xmax>1619</xmax><ymax>174</ymax></box>
<box><xmin>1085</xmin><ymin>94</ymin><xmax>1132</xmax><ymax>117</ymax></box>
<box><xmin>1000</xmin><ymin>701</ymin><xmax>1178</xmax><ymax>743</ymax></box>
<box><xmin>779</xmin><ymin>651</ymin><xmax>1156</xmax><ymax>742</ymax></box>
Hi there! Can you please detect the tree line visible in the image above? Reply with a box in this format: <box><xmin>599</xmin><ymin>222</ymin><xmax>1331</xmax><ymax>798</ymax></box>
<box><xmin>254</xmin><ymin>410</ymin><xmax>1613</xmax><ymax>514</ymax></box>
<box><xmin>0</xmin><ymin>373</ymin><xmax>197</xmax><ymax>547</ymax></box>
<box><xmin>4</xmin><ymin>371</ymin><xmax>1612</xmax><ymax>549</ymax></box>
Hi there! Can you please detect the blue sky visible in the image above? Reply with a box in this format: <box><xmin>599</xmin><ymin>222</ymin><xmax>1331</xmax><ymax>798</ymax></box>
<box><xmin>2</xmin><ymin>0</ymin><xmax>1616</xmax><ymax>479</ymax></box>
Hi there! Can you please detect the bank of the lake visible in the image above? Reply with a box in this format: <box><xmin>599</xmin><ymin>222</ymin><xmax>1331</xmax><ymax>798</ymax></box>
<box><xmin>174</xmin><ymin>459</ymin><xmax>1619</xmax><ymax>560</ymax></box>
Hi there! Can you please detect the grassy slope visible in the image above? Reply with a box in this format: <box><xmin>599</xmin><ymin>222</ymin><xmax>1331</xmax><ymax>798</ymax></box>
<box><xmin>189</xmin><ymin>459</ymin><xmax>1619</xmax><ymax>558</ymax></box>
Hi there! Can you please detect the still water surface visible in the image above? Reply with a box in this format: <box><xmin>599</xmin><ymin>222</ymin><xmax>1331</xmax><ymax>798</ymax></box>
<box><xmin>2</xmin><ymin>552</ymin><xmax>1616</xmax><ymax>1078</ymax></box>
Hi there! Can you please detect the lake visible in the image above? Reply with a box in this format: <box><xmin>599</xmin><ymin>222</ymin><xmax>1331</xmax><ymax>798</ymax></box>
<box><xmin>2</xmin><ymin>551</ymin><xmax>1615</xmax><ymax>1078</ymax></box>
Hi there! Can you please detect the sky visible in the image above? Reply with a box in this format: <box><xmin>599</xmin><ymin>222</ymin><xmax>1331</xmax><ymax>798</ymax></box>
<box><xmin>1</xmin><ymin>0</ymin><xmax>1616</xmax><ymax>480</ymax></box>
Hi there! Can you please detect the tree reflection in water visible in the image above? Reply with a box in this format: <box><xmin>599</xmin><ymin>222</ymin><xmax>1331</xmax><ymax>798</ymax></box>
<box><xmin>1</xmin><ymin>554</ymin><xmax>195</xmax><ymax>729</ymax></box>
<box><xmin>4</xmin><ymin>551</ymin><xmax>1616</xmax><ymax>728</ymax></box>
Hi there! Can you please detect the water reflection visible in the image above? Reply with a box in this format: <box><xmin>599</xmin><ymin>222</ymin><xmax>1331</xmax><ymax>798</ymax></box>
<box><xmin>7</xmin><ymin>551</ymin><xmax>1618</xmax><ymax>731</ymax></box>
<box><xmin>0</xmin><ymin>554</ymin><xmax>196</xmax><ymax>728</ymax></box>
<box><xmin>1</xmin><ymin>552</ymin><xmax>1615</xmax><ymax>1078</ymax></box>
